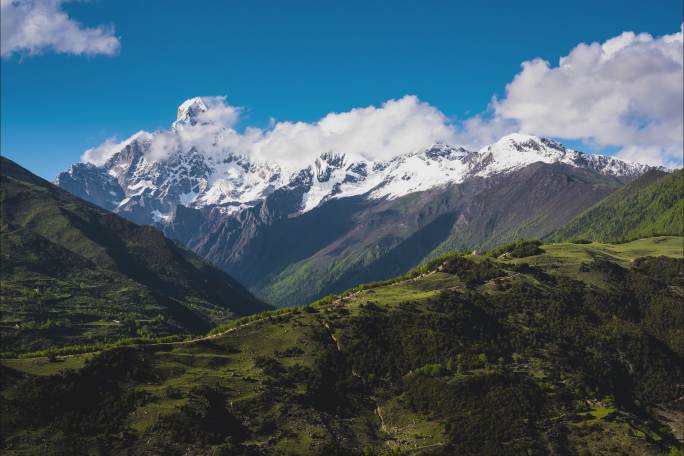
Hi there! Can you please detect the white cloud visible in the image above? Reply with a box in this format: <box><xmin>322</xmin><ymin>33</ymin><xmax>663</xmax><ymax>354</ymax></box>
<box><xmin>490</xmin><ymin>23</ymin><xmax>683</xmax><ymax>166</ymax></box>
<box><xmin>80</xmin><ymin>25</ymin><xmax>683</xmax><ymax>168</ymax></box>
<box><xmin>249</xmin><ymin>95</ymin><xmax>457</xmax><ymax>166</ymax></box>
<box><xmin>81</xmin><ymin>131</ymin><xmax>149</xmax><ymax>166</ymax></box>
<box><xmin>616</xmin><ymin>145</ymin><xmax>682</xmax><ymax>169</ymax></box>
<box><xmin>194</xmin><ymin>96</ymin><xmax>241</xmax><ymax>127</ymax></box>
<box><xmin>1</xmin><ymin>0</ymin><xmax>120</xmax><ymax>58</ymax></box>
<box><xmin>84</xmin><ymin>95</ymin><xmax>458</xmax><ymax>169</ymax></box>
<box><xmin>451</xmin><ymin>112</ymin><xmax>518</xmax><ymax>150</ymax></box>
<box><xmin>81</xmin><ymin>137</ymin><xmax>123</xmax><ymax>166</ymax></box>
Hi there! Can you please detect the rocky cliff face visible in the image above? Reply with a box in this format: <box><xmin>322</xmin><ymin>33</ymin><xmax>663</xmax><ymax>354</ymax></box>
<box><xmin>212</xmin><ymin>162</ymin><xmax>625</xmax><ymax>305</ymax></box>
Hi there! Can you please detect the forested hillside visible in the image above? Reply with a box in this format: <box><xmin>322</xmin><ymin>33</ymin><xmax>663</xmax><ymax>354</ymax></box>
<box><xmin>2</xmin><ymin>237</ymin><xmax>682</xmax><ymax>455</ymax></box>
<box><xmin>0</xmin><ymin>157</ymin><xmax>268</xmax><ymax>354</ymax></box>
<box><xmin>550</xmin><ymin>169</ymin><xmax>683</xmax><ymax>242</ymax></box>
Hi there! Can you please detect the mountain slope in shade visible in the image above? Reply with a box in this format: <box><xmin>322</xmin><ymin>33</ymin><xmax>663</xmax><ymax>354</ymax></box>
<box><xmin>549</xmin><ymin>169</ymin><xmax>684</xmax><ymax>242</ymax></box>
<box><xmin>0</xmin><ymin>157</ymin><xmax>268</xmax><ymax>353</ymax></box>
<box><xmin>241</xmin><ymin>162</ymin><xmax>625</xmax><ymax>305</ymax></box>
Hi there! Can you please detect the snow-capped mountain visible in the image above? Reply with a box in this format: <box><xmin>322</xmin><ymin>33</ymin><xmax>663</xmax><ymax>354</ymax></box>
<box><xmin>55</xmin><ymin>98</ymin><xmax>654</xmax><ymax>227</ymax></box>
<box><xmin>54</xmin><ymin>97</ymin><xmax>664</xmax><ymax>306</ymax></box>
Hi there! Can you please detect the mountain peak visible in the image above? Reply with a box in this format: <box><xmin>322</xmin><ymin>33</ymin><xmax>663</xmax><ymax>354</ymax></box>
<box><xmin>489</xmin><ymin>133</ymin><xmax>574</xmax><ymax>155</ymax></box>
<box><xmin>59</xmin><ymin>122</ymin><xmax>656</xmax><ymax>228</ymax></box>
<box><xmin>497</xmin><ymin>132</ymin><xmax>541</xmax><ymax>143</ymax></box>
<box><xmin>175</xmin><ymin>97</ymin><xmax>209</xmax><ymax>124</ymax></box>
<box><xmin>491</xmin><ymin>133</ymin><xmax>547</xmax><ymax>150</ymax></box>
<box><xmin>423</xmin><ymin>143</ymin><xmax>470</xmax><ymax>160</ymax></box>
<box><xmin>478</xmin><ymin>133</ymin><xmax>565</xmax><ymax>169</ymax></box>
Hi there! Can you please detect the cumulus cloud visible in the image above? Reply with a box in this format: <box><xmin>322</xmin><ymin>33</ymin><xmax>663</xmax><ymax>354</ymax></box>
<box><xmin>81</xmin><ymin>138</ymin><xmax>124</xmax><ymax>166</ymax></box>
<box><xmin>451</xmin><ymin>113</ymin><xmax>518</xmax><ymax>150</ymax></box>
<box><xmin>194</xmin><ymin>96</ymin><xmax>241</xmax><ymax>127</ymax></box>
<box><xmin>491</xmin><ymin>24</ymin><xmax>683</xmax><ymax>166</ymax></box>
<box><xmin>81</xmin><ymin>131</ymin><xmax>150</xmax><ymax>166</ymax></box>
<box><xmin>80</xmin><ymin>25</ymin><xmax>683</xmax><ymax>168</ymax></box>
<box><xmin>1</xmin><ymin>0</ymin><xmax>120</xmax><ymax>58</ymax></box>
<box><xmin>248</xmin><ymin>96</ymin><xmax>457</xmax><ymax>165</ymax></box>
<box><xmin>84</xmin><ymin>95</ymin><xmax>458</xmax><ymax>169</ymax></box>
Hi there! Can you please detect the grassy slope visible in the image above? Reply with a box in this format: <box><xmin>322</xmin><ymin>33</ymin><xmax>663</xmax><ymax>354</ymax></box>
<box><xmin>0</xmin><ymin>157</ymin><xmax>268</xmax><ymax>353</ymax></box>
<box><xmin>2</xmin><ymin>237</ymin><xmax>682</xmax><ymax>455</ymax></box>
<box><xmin>549</xmin><ymin>169</ymin><xmax>684</xmax><ymax>242</ymax></box>
<box><xmin>507</xmin><ymin>236</ymin><xmax>682</xmax><ymax>283</ymax></box>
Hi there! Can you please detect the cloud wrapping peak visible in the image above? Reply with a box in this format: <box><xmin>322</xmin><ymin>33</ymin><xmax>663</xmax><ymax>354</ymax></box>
<box><xmin>1</xmin><ymin>0</ymin><xmax>120</xmax><ymax>57</ymax></box>
<box><xmin>81</xmin><ymin>131</ymin><xmax>151</xmax><ymax>166</ymax></box>
<box><xmin>493</xmin><ymin>24</ymin><xmax>683</xmax><ymax>167</ymax></box>
<box><xmin>82</xmin><ymin>95</ymin><xmax>458</xmax><ymax>169</ymax></box>
<box><xmin>249</xmin><ymin>95</ymin><xmax>457</xmax><ymax>166</ymax></box>
<box><xmin>80</xmin><ymin>25</ymin><xmax>682</xmax><ymax>168</ymax></box>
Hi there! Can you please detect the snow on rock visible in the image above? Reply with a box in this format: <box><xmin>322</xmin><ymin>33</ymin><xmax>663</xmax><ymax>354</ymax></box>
<box><xmin>56</xmin><ymin>99</ymin><xmax>659</xmax><ymax>227</ymax></box>
<box><xmin>173</xmin><ymin>97</ymin><xmax>209</xmax><ymax>130</ymax></box>
<box><xmin>475</xmin><ymin>133</ymin><xmax>652</xmax><ymax>177</ymax></box>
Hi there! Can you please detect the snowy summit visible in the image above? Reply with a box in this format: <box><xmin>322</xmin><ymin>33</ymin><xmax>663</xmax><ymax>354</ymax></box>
<box><xmin>56</xmin><ymin>98</ymin><xmax>658</xmax><ymax>227</ymax></box>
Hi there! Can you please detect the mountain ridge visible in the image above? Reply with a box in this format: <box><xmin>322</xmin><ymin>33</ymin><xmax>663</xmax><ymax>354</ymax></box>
<box><xmin>249</xmin><ymin>162</ymin><xmax>626</xmax><ymax>305</ymax></box>
<box><xmin>56</xmin><ymin>98</ymin><xmax>657</xmax><ymax>228</ymax></box>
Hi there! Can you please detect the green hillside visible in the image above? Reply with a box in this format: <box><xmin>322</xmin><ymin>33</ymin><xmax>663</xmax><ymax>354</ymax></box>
<box><xmin>2</xmin><ymin>237</ymin><xmax>682</xmax><ymax>455</ymax></box>
<box><xmin>549</xmin><ymin>169</ymin><xmax>684</xmax><ymax>242</ymax></box>
<box><xmin>0</xmin><ymin>157</ymin><xmax>268</xmax><ymax>354</ymax></box>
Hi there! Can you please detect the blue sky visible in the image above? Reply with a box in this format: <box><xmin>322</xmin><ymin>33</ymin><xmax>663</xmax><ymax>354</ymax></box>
<box><xmin>1</xmin><ymin>0</ymin><xmax>682</xmax><ymax>179</ymax></box>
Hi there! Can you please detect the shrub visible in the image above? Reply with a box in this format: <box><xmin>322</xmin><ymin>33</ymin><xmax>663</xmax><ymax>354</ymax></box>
<box><xmin>441</xmin><ymin>256</ymin><xmax>505</xmax><ymax>286</ymax></box>
<box><xmin>489</xmin><ymin>239</ymin><xmax>544</xmax><ymax>258</ymax></box>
